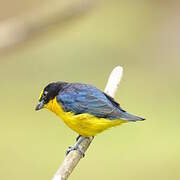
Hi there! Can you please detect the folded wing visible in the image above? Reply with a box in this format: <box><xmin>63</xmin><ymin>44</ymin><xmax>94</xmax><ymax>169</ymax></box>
<box><xmin>57</xmin><ymin>83</ymin><xmax>144</xmax><ymax>121</ymax></box>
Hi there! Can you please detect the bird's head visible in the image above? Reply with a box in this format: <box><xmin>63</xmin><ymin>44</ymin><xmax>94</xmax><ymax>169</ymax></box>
<box><xmin>35</xmin><ymin>82</ymin><xmax>66</xmax><ymax>111</ymax></box>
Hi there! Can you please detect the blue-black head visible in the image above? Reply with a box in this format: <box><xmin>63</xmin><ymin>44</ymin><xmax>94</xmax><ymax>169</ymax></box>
<box><xmin>35</xmin><ymin>82</ymin><xmax>67</xmax><ymax>111</ymax></box>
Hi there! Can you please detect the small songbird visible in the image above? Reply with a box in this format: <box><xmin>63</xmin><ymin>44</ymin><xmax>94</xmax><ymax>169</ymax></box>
<box><xmin>35</xmin><ymin>82</ymin><xmax>145</xmax><ymax>155</ymax></box>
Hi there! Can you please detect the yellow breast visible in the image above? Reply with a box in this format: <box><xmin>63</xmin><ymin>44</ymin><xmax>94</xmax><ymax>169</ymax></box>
<box><xmin>44</xmin><ymin>98</ymin><xmax>126</xmax><ymax>137</ymax></box>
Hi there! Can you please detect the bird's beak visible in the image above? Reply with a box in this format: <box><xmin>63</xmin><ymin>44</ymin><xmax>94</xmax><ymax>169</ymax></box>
<box><xmin>35</xmin><ymin>100</ymin><xmax>45</xmax><ymax>111</ymax></box>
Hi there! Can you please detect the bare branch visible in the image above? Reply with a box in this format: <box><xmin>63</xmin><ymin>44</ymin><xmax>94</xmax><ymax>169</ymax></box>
<box><xmin>104</xmin><ymin>66</ymin><xmax>123</xmax><ymax>96</ymax></box>
<box><xmin>53</xmin><ymin>66</ymin><xmax>124</xmax><ymax>180</ymax></box>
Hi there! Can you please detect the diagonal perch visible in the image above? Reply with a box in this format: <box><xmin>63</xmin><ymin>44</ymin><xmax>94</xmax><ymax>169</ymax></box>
<box><xmin>52</xmin><ymin>66</ymin><xmax>124</xmax><ymax>180</ymax></box>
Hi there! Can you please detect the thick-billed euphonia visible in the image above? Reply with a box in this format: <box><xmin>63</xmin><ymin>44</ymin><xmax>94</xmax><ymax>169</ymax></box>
<box><xmin>35</xmin><ymin>82</ymin><xmax>145</xmax><ymax>154</ymax></box>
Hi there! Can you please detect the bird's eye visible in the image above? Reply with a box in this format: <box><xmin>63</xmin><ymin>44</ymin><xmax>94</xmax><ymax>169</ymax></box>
<box><xmin>42</xmin><ymin>91</ymin><xmax>48</xmax><ymax>98</ymax></box>
<box><xmin>44</xmin><ymin>91</ymin><xmax>48</xmax><ymax>95</ymax></box>
<box><xmin>42</xmin><ymin>91</ymin><xmax>48</xmax><ymax>102</ymax></box>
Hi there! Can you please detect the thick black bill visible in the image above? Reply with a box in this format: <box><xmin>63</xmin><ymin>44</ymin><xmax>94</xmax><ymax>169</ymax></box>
<box><xmin>35</xmin><ymin>100</ymin><xmax>44</xmax><ymax>111</ymax></box>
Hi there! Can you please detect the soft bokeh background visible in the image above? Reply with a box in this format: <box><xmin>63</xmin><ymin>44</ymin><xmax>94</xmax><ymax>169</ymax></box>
<box><xmin>0</xmin><ymin>0</ymin><xmax>180</xmax><ymax>179</ymax></box>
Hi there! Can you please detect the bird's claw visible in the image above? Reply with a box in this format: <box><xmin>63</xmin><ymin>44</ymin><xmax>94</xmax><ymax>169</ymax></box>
<box><xmin>66</xmin><ymin>146</ymin><xmax>85</xmax><ymax>157</ymax></box>
<box><xmin>76</xmin><ymin>135</ymin><xmax>81</xmax><ymax>142</ymax></box>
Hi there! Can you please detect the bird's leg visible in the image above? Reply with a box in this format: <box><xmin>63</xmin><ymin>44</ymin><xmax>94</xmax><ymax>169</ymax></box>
<box><xmin>66</xmin><ymin>136</ymin><xmax>88</xmax><ymax>157</ymax></box>
<box><xmin>76</xmin><ymin>135</ymin><xmax>81</xmax><ymax>142</ymax></box>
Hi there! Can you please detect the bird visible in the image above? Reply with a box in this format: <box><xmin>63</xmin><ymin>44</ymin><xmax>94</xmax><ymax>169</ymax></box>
<box><xmin>35</xmin><ymin>82</ymin><xmax>145</xmax><ymax>155</ymax></box>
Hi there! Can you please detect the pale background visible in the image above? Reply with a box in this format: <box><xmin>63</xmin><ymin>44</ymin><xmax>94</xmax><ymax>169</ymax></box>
<box><xmin>0</xmin><ymin>0</ymin><xmax>179</xmax><ymax>180</ymax></box>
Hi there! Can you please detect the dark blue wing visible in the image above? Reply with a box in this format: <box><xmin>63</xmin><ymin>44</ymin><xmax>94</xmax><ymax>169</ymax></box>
<box><xmin>56</xmin><ymin>83</ymin><xmax>144</xmax><ymax>121</ymax></box>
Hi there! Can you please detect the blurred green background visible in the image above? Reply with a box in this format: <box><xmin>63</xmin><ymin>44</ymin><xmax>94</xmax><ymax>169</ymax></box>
<box><xmin>0</xmin><ymin>0</ymin><xmax>180</xmax><ymax>180</ymax></box>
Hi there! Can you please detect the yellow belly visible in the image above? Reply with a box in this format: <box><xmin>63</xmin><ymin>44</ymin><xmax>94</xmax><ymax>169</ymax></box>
<box><xmin>44</xmin><ymin>98</ymin><xmax>127</xmax><ymax>137</ymax></box>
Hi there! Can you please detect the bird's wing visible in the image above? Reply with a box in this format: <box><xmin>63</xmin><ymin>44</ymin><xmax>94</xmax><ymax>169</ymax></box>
<box><xmin>57</xmin><ymin>83</ymin><xmax>145</xmax><ymax>121</ymax></box>
<box><xmin>56</xmin><ymin>83</ymin><xmax>123</xmax><ymax>119</ymax></box>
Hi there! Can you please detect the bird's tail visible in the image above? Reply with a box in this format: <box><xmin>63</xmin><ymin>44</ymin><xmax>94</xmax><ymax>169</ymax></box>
<box><xmin>120</xmin><ymin>111</ymin><xmax>145</xmax><ymax>122</ymax></box>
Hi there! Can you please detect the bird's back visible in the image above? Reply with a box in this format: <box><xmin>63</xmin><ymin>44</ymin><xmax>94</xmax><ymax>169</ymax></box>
<box><xmin>56</xmin><ymin>82</ymin><xmax>144</xmax><ymax>121</ymax></box>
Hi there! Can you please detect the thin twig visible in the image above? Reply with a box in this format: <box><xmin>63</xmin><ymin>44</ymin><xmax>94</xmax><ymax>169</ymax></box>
<box><xmin>53</xmin><ymin>66</ymin><xmax>123</xmax><ymax>180</ymax></box>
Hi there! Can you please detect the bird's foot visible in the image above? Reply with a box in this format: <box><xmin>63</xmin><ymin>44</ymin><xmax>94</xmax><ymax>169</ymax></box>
<box><xmin>66</xmin><ymin>146</ymin><xmax>85</xmax><ymax>157</ymax></box>
<box><xmin>76</xmin><ymin>135</ymin><xmax>81</xmax><ymax>142</ymax></box>
<box><xmin>65</xmin><ymin>136</ymin><xmax>92</xmax><ymax>157</ymax></box>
